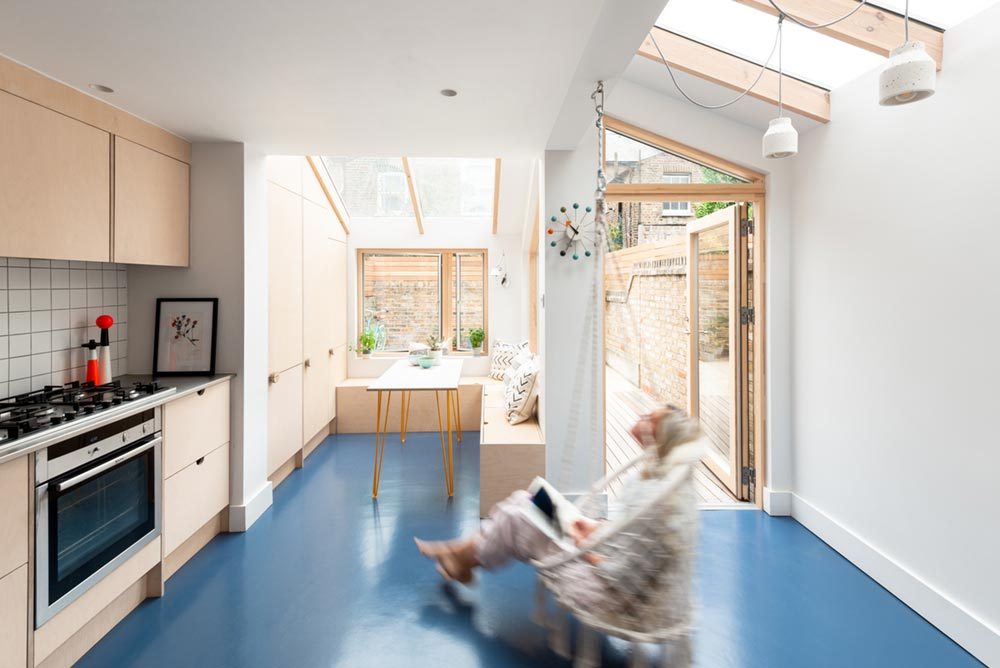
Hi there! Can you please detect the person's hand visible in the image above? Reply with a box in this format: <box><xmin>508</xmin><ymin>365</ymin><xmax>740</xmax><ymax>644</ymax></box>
<box><xmin>569</xmin><ymin>518</ymin><xmax>604</xmax><ymax>565</ymax></box>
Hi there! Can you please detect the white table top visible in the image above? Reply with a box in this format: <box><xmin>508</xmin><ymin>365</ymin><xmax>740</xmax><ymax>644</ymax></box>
<box><xmin>367</xmin><ymin>358</ymin><xmax>464</xmax><ymax>391</ymax></box>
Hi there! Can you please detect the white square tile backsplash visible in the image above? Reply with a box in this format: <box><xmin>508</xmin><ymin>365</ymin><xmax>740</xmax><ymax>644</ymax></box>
<box><xmin>0</xmin><ymin>258</ymin><xmax>127</xmax><ymax>398</ymax></box>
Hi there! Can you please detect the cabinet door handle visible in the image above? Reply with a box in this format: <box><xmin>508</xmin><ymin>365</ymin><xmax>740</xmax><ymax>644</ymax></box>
<box><xmin>269</xmin><ymin>372</ymin><xmax>279</xmax><ymax>385</ymax></box>
<box><xmin>304</xmin><ymin>358</ymin><xmax>311</xmax><ymax>369</ymax></box>
<box><xmin>197</xmin><ymin>388</ymin><xmax>206</xmax><ymax>396</ymax></box>
<box><xmin>195</xmin><ymin>456</ymin><xmax>205</xmax><ymax>466</ymax></box>
<box><xmin>328</xmin><ymin>348</ymin><xmax>335</xmax><ymax>356</ymax></box>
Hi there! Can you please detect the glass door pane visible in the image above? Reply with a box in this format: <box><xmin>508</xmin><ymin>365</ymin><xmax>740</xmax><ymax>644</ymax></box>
<box><xmin>688</xmin><ymin>205</ymin><xmax>740</xmax><ymax>496</ymax></box>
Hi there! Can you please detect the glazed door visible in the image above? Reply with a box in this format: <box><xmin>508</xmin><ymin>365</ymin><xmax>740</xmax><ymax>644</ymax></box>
<box><xmin>687</xmin><ymin>205</ymin><xmax>742</xmax><ymax>497</ymax></box>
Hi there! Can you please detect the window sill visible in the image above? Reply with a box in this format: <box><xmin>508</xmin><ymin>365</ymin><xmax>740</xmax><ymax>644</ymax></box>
<box><xmin>355</xmin><ymin>351</ymin><xmax>489</xmax><ymax>360</ymax></box>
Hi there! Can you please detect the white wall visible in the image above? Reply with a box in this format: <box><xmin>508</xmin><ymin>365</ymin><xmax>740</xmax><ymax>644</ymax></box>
<box><xmin>128</xmin><ymin>142</ymin><xmax>272</xmax><ymax>531</ymax></box>
<box><xmin>346</xmin><ymin>219</ymin><xmax>526</xmax><ymax>378</ymax></box>
<box><xmin>787</xmin><ymin>7</ymin><xmax>1000</xmax><ymax>663</ymax></box>
<box><xmin>541</xmin><ymin>79</ymin><xmax>794</xmax><ymax>494</ymax></box>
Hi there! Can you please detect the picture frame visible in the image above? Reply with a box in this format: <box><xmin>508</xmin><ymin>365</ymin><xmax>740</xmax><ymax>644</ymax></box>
<box><xmin>152</xmin><ymin>298</ymin><xmax>219</xmax><ymax>376</ymax></box>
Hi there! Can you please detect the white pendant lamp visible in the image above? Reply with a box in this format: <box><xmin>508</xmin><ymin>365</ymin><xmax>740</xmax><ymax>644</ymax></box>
<box><xmin>763</xmin><ymin>15</ymin><xmax>797</xmax><ymax>159</ymax></box>
<box><xmin>879</xmin><ymin>0</ymin><xmax>935</xmax><ymax>106</ymax></box>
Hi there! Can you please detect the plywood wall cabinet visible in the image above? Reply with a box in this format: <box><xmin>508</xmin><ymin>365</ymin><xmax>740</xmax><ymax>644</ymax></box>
<box><xmin>113</xmin><ymin>137</ymin><xmax>190</xmax><ymax>267</ymax></box>
<box><xmin>0</xmin><ymin>90</ymin><xmax>111</xmax><ymax>262</ymax></box>
<box><xmin>302</xmin><ymin>201</ymin><xmax>337</xmax><ymax>440</ymax></box>
<box><xmin>268</xmin><ymin>182</ymin><xmax>305</xmax><ymax>375</ymax></box>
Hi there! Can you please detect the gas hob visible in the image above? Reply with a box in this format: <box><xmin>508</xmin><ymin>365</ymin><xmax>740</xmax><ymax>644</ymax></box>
<box><xmin>0</xmin><ymin>380</ymin><xmax>169</xmax><ymax>444</ymax></box>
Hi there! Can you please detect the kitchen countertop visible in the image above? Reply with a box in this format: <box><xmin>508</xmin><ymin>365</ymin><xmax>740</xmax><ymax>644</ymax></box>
<box><xmin>0</xmin><ymin>373</ymin><xmax>235</xmax><ymax>465</ymax></box>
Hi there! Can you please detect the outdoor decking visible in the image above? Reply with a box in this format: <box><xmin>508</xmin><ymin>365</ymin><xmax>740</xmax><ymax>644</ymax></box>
<box><xmin>605</xmin><ymin>366</ymin><xmax>743</xmax><ymax>506</ymax></box>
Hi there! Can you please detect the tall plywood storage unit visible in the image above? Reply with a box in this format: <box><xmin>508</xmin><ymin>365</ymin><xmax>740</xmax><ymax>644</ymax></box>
<box><xmin>267</xmin><ymin>157</ymin><xmax>348</xmax><ymax>484</ymax></box>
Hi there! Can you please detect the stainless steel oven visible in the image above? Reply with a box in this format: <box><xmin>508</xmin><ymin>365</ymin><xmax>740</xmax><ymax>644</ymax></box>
<box><xmin>34</xmin><ymin>408</ymin><xmax>161</xmax><ymax>627</ymax></box>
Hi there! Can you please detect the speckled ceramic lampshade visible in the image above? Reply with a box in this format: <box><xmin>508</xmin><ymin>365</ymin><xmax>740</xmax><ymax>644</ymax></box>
<box><xmin>763</xmin><ymin>117</ymin><xmax>798</xmax><ymax>159</ymax></box>
<box><xmin>879</xmin><ymin>41</ymin><xmax>936</xmax><ymax>106</ymax></box>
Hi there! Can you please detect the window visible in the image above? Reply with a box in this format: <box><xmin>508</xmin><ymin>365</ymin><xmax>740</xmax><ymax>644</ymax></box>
<box><xmin>662</xmin><ymin>173</ymin><xmax>692</xmax><ymax>216</ymax></box>
<box><xmin>360</xmin><ymin>250</ymin><xmax>487</xmax><ymax>353</ymax></box>
<box><xmin>376</xmin><ymin>172</ymin><xmax>407</xmax><ymax>216</ymax></box>
<box><xmin>320</xmin><ymin>156</ymin><xmax>413</xmax><ymax>218</ymax></box>
<box><xmin>411</xmin><ymin>158</ymin><xmax>495</xmax><ymax>218</ymax></box>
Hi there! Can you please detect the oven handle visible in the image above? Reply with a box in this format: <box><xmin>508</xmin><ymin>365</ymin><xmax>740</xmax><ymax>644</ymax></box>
<box><xmin>51</xmin><ymin>436</ymin><xmax>161</xmax><ymax>493</ymax></box>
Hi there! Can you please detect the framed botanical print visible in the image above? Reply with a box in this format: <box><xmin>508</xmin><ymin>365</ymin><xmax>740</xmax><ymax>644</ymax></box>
<box><xmin>152</xmin><ymin>298</ymin><xmax>218</xmax><ymax>376</ymax></box>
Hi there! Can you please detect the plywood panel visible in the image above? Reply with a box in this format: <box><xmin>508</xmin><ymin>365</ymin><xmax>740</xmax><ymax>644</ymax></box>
<box><xmin>0</xmin><ymin>90</ymin><xmax>110</xmax><ymax>262</ymax></box>
<box><xmin>162</xmin><ymin>380</ymin><xmax>230</xmax><ymax>478</ymax></box>
<box><xmin>163</xmin><ymin>443</ymin><xmax>230</xmax><ymax>555</ymax></box>
<box><xmin>0</xmin><ymin>456</ymin><xmax>28</xmax><ymax>580</ymax></box>
<box><xmin>331</xmin><ymin>240</ymin><xmax>348</xmax><ymax>348</ymax></box>
<box><xmin>114</xmin><ymin>137</ymin><xmax>190</xmax><ymax>266</ymax></box>
<box><xmin>480</xmin><ymin>443</ymin><xmax>545</xmax><ymax>516</ymax></box>
<box><xmin>0</xmin><ymin>54</ymin><xmax>189</xmax><ymax>163</ymax></box>
<box><xmin>268</xmin><ymin>182</ymin><xmax>304</xmax><ymax>373</ymax></box>
<box><xmin>268</xmin><ymin>364</ymin><xmax>303</xmax><ymax>475</ymax></box>
<box><xmin>0</xmin><ymin>565</ymin><xmax>27</xmax><ymax>668</ymax></box>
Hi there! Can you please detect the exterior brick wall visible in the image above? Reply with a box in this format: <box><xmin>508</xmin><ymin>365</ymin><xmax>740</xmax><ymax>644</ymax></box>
<box><xmin>604</xmin><ymin>224</ymin><xmax>731</xmax><ymax>408</ymax></box>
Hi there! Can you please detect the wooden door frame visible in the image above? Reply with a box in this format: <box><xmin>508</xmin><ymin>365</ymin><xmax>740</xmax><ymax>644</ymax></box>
<box><xmin>600</xmin><ymin>118</ymin><xmax>768</xmax><ymax>508</ymax></box>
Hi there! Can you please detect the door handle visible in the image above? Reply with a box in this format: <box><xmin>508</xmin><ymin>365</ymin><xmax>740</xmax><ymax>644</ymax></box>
<box><xmin>304</xmin><ymin>358</ymin><xmax>311</xmax><ymax>369</ymax></box>
<box><xmin>328</xmin><ymin>348</ymin><xmax>335</xmax><ymax>356</ymax></box>
<box><xmin>269</xmin><ymin>372</ymin><xmax>279</xmax><ymax>385</ymax></box>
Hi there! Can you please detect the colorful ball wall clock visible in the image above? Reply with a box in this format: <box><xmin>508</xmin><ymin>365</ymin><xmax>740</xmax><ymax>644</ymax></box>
<box><xmin>547</xmin><ymin>202</ymin><xmax>598</xmax><ymax>261</ymax></box>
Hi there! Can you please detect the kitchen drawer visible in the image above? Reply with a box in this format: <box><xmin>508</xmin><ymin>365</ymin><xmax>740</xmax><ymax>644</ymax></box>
<box><xmin>0</xmin><ymin>564</ymin><xmax>27</xmax><ymax>668</ymax></box>
<box><xmin>0</xmin><ymin>456</ymin><xmax>28</xmax><ymax>579</ymax></box>
<box><xmin>163</xmin><ymin>380</ymin><xmax>230</xmax><ymax>479</ymax></box>
<box><xmin>163</xmin><ymin>442</ymin><xmax>230</xmax><ymax>556</ymax></box>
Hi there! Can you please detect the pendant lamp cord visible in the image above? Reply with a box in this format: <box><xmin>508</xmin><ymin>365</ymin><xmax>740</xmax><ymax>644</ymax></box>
<box><xmin>905</xmin><ymin>0</ymin><xmax>910</xmax><ymax>42</ymax></box>
<box><xmin>766</xmin><ymin>0</ymin><xmax>868</xmax><ymax>29</ymax></box>
<box><xmin>778</xmin><ymin>14</ymin><xmax>785</xmax><ymax>118</ymax></box>
<box><xmin>646</xmin><ymin>26</ymin><xmax>780</xmax><ymax>110</ymax></box>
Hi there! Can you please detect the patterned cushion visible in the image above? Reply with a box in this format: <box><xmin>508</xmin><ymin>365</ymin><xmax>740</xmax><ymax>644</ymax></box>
<box><xmin>490</xmin><ymin>340</ymin><xmax>529</xmax><ymax>380</ymax></box>
<box><xmin>505</xmin><ymin>356</ymin><xmax>540</xmax><ymax>424</ymax></box>
<box><xmin>502</xmin><ymin>350</ymin><xmax>534</xmax><ymax>386</ymax></box>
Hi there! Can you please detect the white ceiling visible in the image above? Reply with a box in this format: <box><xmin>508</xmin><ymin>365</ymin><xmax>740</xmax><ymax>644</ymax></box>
<box><xmin>0</xmin><ymin>0</ymin><xmax>664</xmax><ymax>156</ymax></box>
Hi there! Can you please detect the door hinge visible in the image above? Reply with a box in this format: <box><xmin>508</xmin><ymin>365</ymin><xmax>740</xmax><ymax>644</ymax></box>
<box><xmin>740</xmin><ymin>306</ymin><xmax>755</xmax><ymax>325</ymax></box>
<box><xmin>740</xmin><ymin>218</ymin><xmax>753</xmax><ymax>236</ymax></box>
<box><xmin>741</xmin><ymin>467</ymin><xmax>756</xmax><ymax>486</ymax></box>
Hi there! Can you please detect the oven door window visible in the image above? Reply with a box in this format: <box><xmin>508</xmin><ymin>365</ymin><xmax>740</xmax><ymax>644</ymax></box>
<box><xmin>47</xmin><ymin>447</ymin><xmax>155</xmax><ymax>604</ymax></box>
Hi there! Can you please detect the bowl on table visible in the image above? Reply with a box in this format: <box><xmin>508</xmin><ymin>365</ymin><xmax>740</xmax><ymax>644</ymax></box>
<box><xmin>418</xmin><ymin>356</ymin><xmax>434</xmax><ymax>369</ymax></box>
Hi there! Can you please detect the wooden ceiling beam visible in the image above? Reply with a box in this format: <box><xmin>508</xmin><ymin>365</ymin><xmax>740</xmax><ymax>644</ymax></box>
<box><xmin>733</xmin><ymin>0</ymin><xmax>943</xmax><ymax>70</ymax></box>
<box><xmin>491</xmin><ymin>158</ymin><xmax>502</xmax><ymax>235</ymax></box>
<box><xmin>401</xmin><ymin>157</ymin><xmax>424</xmax><ymax>234</ymax></box>
<box><xmin>638</xmin><ymin>28</ymin><xmax>830</xmax><ymax>124</ymax></box>
<box><xmin>306</xmin><ymin>156</ymin><xmax>351</xmax><ymax>236</ymax></box>
<box><xmin>606</xmin><ymin>182</ymin><xmax>766</xmax><ymax>202</ymax></box>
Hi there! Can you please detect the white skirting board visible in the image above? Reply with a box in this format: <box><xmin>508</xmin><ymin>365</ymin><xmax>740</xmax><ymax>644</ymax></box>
<box><xmin>227</xmin><ymin>481</ymin><xmax>274</xmax><ymax>532</ymax></box>
<box><xmin>788</xmin><ymin>493</ymin><xmax>999</xmax><ymax>667</ymax></box>
<box><xmin>763</xmin><ymin>487</ymin><xmax>792</xmax><ymax>516</ymax></box>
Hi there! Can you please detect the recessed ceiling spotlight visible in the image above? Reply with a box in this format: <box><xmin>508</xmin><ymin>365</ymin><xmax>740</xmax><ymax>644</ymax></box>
<box><xmin>88</xmin><ymin>83</ymin><xmax>114</xmax><ymax>93</ymax></box>
<box><xmin>440</xmin><ymin>89</ymin><xmax>458</xmax><ymax>97</ymax></box>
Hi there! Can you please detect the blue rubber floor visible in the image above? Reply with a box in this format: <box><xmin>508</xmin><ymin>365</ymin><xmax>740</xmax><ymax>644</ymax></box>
<box><xmin>77</xmin><ymin>432</ymin><xmax>981</xmax><ymax>667</ymax></box>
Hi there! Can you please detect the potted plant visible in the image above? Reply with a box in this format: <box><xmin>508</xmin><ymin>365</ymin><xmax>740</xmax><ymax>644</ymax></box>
<box><xmin>356</xmin><ymin>330</ymin><xmax>376</xmax><ymax>357</ymax></box>
<box><xmin>426</xmin><ymin>335</ymin><xmax>443</xmax><ymax>365</ymax></box>
<box><xmin>469</xmin><ymin>328</ymin><xmax>485</xmax><ymax>356</ymax></box>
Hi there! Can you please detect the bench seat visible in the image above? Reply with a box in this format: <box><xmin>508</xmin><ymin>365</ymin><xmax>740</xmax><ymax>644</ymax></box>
<box><xmin>479</xmin><ymin>382</ymin><xmax>545</xmax><ymax>516</ymax></box>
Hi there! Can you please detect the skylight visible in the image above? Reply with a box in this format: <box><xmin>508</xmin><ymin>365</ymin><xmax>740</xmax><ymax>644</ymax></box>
<box><xmin>656</xmin><ymin>0</ymin><xmax>885</xmax><ymax>90</ymax></box>
<box><xmin>411</xmin><ymin>158</ymin><xmax>495</xmax><ymax>218</ymax></box>
<box><xmin>321</xmin><ymin>156</ymin><xmax>413</xmax><ymax>218</ymax></box>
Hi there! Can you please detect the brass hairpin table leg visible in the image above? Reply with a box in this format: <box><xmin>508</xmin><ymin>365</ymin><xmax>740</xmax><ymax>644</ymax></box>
<box><xmin>372</xmin><ymin>390</ymin><xmax>392</xmax><ymax>498</ymax></box>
